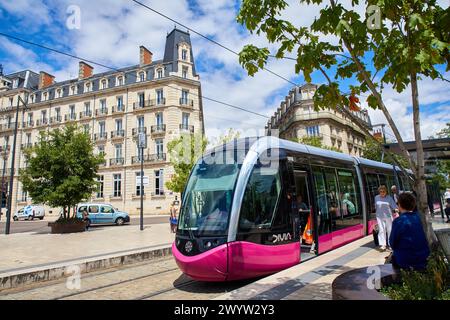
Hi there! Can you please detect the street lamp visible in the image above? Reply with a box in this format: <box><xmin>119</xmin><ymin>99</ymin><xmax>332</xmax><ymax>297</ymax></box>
<box><xmin>137</xmin><ymin>131</ymin><xmax>147</xmax><ymax>231</ymax></box>
<box><xmin>0</xmin><ymin>151</ymin><xmax>8</xmax><ymax>221</ymax></box>
<box><xmin>372</xmin><ymin>123</ymin><xmax>387</xmax><ymax>162</ymax></box>
<box><xmin>5</xmin><ymin>94</ymin><xmax>28</xmax><ymax>234</ymax></box>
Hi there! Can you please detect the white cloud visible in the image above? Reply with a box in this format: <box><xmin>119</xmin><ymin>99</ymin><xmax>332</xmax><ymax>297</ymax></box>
<box><xmin>1</xmin><ymin>0</ymin><xmax>449</xmax><ymax>143</ymax></box>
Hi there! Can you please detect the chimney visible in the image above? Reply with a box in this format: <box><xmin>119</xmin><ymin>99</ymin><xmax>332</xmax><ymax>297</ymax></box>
<box><xmin>79</xmin><ymin>61</ymin><xmax>94</xmax><ymax>80</ymax></box>
<box><xmin>39</xmin><ymin>71</ymin><xmax>55</xmax><ymax>89</ymax></box>
<box><xmin>140</xmin><ymin>46</ymin><xmax>153</xmax><ymax>65</ymax></box>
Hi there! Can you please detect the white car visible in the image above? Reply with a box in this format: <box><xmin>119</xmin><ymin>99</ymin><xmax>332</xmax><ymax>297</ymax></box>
<box><xmin>13</xmin><ymin>205</ymin><xmax>45</xmax><ymax>221</ymax></box>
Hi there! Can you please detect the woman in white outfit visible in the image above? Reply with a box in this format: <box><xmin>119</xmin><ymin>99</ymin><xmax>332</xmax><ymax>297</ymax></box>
<box><xmin>374</xmin><ymin>185</ymin><xmax>397</xmax><ymax>251</ymax></box>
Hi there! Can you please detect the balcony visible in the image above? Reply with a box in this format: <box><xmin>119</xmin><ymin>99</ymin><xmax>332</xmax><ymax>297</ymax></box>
<box><xmin>109</xmin><ymin>158</ymin><xmax>124</xmax><ymax>166</ymax></box>
<box><xmin>0</xmin><ymin>123</ymin><xmax>16</xmax><ymax>131</ymax></box>
<box><xmin>111</xmin><ymin>105</ymin><xmax>124</xmax><ymax>114</ymax></box>
<box><xmin>35</xmin><ymin>118</ymin><xmax>48</xmax><ymax>127</ymax></box>
<box><xmin>22</xmin><ymin>120</ymin><xmax>34</xmax><ymax>129</ymax></box>
<box><xmin>110</xmin><ymin>130</ymin><xmax>125</xmax><ymax>140</ymax></box>
<box><xmin>64</xmin><ymin>114</ymin><xmax>77</xmax><ymax>122</ymax></box>
<box><xmin>79</xmin><ymin>110</ymin><xmax>92</xmax><ymax>120</ymax></box>
<box><xmin>99</xmin><ymin>160</ymin><xmax>107</xmax><ymax>167</ymax></box>
<box><xmin>49</xmin><ymin>116</ymin><xmax>62</xmax><ymax>125</ymax></box>
<box><xmin>93</xmin><ymin>132</ymin><xmax>108</xmax><ymax>142</ymax></box>
<box><xmin>133</xmin><ymin>100</ymin><xmax>154</xmax><ymax>111</ymax></box>
<box><xmin>151</xmin><ymin>191</ymin><xmax>165</xmax><ymax>197</ymax></box>
<box><xmin>132</xmin><ymin>193</ymin><xmax>146</xmax><ymax>199</ymax></box>
<box><xmin>131</xmin><ymin>153</ymin><xmax>166</xmax><ymax>164</ymax></box>
<box><xmin>21</xmin><ymin>143</ymin><xmax>33</xmax><ymax>149</ymax></box>
<box><xmin>179</xmin><ymin>124</ymin><xmax>194</xmax><ymax>133</ymax></box>
<box><xmin>179</xmin><ymin>98</ymin><xmax>194</xmax><ymax>107</ymax></box>
<box><xmin>95</xmin><ymin>108</ymin><xmax>108</xmax><ymax>117</ymax></box>
<box><xmin>0</xmin><ymin>145</ymin><xmax>11</xmax><ymax>153</ymax></box>
<box><xmin>132</xmin><ymin>127</ymin><xmax>147</xmax><ymax>136</ymax></box>
<box><xmin>156</xmin><ymin>98</ymin><xmax>166</xmax><ymax>106</ymax></box>
<box><xmin>151</xmin><ymin>124</ymin><xmax>166</xmax><ymax>135</ymax></box>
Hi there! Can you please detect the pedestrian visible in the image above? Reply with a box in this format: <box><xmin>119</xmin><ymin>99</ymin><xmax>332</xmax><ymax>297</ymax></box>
<box><xmin>169</xmin><ymin>202</ymin><xmax>178</xmax><ymax>233</ymax></box>
<box><xmin>444</xmin><ymin>188</ymin><xmax>450</xmax><ymax>202</ymax></box>
<box><xmin>445</xmin><ymin>198</ymin><xmax>450</xmax><ymax>223</ymax></box>
<box><xmin>389</xmin><ymin>192</ymin><xmax>430</xmax><ymax>270</ymax></box>
<box><xmin>375</xmin><ymin>185</ymin><xmax>397</xmax><ymax>251</ymax></box>
<box><xmin>82</xmin><ymin>208</ymin><xmax>90</xmax><ymax>231</ymax></box>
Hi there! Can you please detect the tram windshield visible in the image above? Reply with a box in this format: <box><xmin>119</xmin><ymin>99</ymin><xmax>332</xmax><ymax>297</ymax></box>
<box><xmin>178</xmin><ymin>151</ymin><xmax>242</xmax><ymax>236</ymax></box>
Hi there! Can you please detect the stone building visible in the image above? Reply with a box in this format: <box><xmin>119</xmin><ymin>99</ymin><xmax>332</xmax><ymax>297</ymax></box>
<box><xmin>0</xmin><ymin>28</ymin><xmax>204</xmax><ymax>215</ymax></box>
<box><xmin>266</xmin><ymin>84</ymin><xmax>371</xmax><ymax>156</ymax></box>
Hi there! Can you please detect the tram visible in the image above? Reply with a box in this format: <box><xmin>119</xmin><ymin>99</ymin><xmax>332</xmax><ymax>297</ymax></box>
<box><xmin>173</xmin><ymin>136</ymin><xmax>414</xmax><ymax>281</ymax></box>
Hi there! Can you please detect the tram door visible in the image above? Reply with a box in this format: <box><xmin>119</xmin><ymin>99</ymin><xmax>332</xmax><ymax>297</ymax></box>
<box><xmin>292</xmin><ymin>170</ymin><xmax>314</xmax><ymax>262</ymax></box>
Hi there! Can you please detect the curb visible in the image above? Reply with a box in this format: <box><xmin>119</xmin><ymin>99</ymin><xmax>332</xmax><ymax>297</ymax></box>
<box><xmin>0</xmin><ymin>244</ymin><xmax>173</xmax><ymax>292</ymax></box>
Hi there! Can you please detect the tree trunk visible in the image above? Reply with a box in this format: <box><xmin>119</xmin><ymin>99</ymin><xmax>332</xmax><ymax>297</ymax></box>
<box><xmin>410</xmin><ymin>72</ymin><xmax>436</xmax><ymax>245</ymax></box>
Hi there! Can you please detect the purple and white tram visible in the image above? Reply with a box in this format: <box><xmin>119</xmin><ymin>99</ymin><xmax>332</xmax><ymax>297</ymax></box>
<box><xmin>173</xmin><ymin>136</ymin><xmax>413</xmax><ymax>281</ymax></box>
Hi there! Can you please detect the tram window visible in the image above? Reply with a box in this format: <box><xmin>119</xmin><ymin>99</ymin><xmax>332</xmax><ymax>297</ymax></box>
<box><xmin>378</xmin><ymin>174</ymin><xmax>387</xmax><ymax>188</ymax></box>
<box><xmin>313</xmin><ymin>167</ymin><xmax>331</xmax><ymax>236</ymax></box>
<box><xmin>336</xmin><ymin>170</ymin><xmax>363</xmax><ymax>228</ymax></box>
<box><xmin>386</xmin><ymin>175</ymin><xmax>395</xmax><ymax>194</ymax></box>
<box><xmin>238</xmin><ymin>166</ymin><xmax>282</xmax><ymax>232</ymax></box>
<box><xmin>400</xmin><ymin>175</ymin><xmax>412</xmax><ymax>191</ymax></box>
<box><xmin>365</xmin><ymin>173</ymin><xmax>379</xmax><ymax>220</ymax></box>
<box><xmin>322</xmin><ymin>168</ymin><xmax>341</xmax><ymax>233</ymax></box>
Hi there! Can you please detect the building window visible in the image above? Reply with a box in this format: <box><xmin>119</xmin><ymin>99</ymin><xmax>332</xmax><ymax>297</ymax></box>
<box><xmin>182</xmin><ymin>113</ymin><xmax>189</xmax><ymax>128</ymax></box>
<box><xmin>101</xmin><ymin>79</ymin><xmax>107</xmax><ymax>89</ymax></box>
<box><xmin>41</xmin><ymin>110</ymin><xmax>47</xmax><ymax>121</ymax></box>
<box><xmin>136</xmin><ymin>172</ymin><xmax>144</xmax><ymax>196</ymax></box>
<box><xmin>117</xmin><ymin>96</ymin><xmax>123</xmax><ymax>110</ymax></box>
<box><xmin>30</xmin><ymin>95</ymin><xmax>35</xmax><ymax>103</ymax></box>
<box><xmin>154</xmin><ymin>169</ymin><xmax>164</xmax><ymax>195</ymax></box>
<box><xmin>181</xmin><ymin>90</ymin><xmax>188</xmax><ymax>104</ymax></box>
<box><xmin>43</xmin><ymin>92</ymin><xmax>48</xmax><ymax>101</ymax></box>
<box><xmin>69</xmin><ymin>105</ymin><xmax>76</xmax><ymax>119</ymax></box>
<box><xmin>115</xmin><ymin>144</ymin><xmax>123</xmax><ymax>160</ymax></box>
<box><xmin>139</xmin><ymin>71</ymin><xmax>145</xmax><ymax>82</ymax></box>
<box><xmin>84</xmin><ymin>102</ymin><xmax>91</xmax><ymax>114</ymax></box>
<box><xmin>306</xmin><ymin>125</ymin><xmax>320</xmax><ymax>137</ymax></box>
<box><xmin>182</xmin><ymin>66</ymin><xmax>188</xmax><ymax>79</ymax></box>
<box><xmin>155</xmin><ymin>139</ymin><xmax>163</xmax><ymax>157</ymax></box>
<box><xmin>99</xmin><ymin>121</ymin><xmax>106</xmax><ymax>136</ymax></box>
<box><xmin>85</xmin><ymin>82</ymin><xmax>91</xmax><ymax>92</ymax></box>
<box><xmin>137</xmin><ymin>116</ymin><xmax>145</xmax><ymax>130</ymax></box>
<box><xmin>12</xmin><ymin>79</ymin><xmax>18</xmax><ymax>89</ymax></box>
<box><xmin>9</xmin><ymin>97</ymin><xmax>13</xmax><ymax>107</ymax></box>
<box><xmin>115</xmin><ymin>119</ymin><xmax>123</xmax><ymax>132</ymax></box>
<box><xmin>97</xmin><ymin>175</ymin><xmax>104</xmax><ymax>198</ymax></box>
<box><xmin>113</xmin><ymin>174</ymin><xmax>121</xmax><ymax>197</ymax></box>
<box><xmin>98</xmin><ymin>145</ymin><xmax>105</xmax><ymax>155</ymax></box>
<box><xmin>70</xmin><ymin>86</ymin><xmax>76</xmax><ymax>95</ymax></box>
<box><xmin>100</xmin><ymin>99</ymin><xmax>107</xmax><ymax>112</ymax></box>
<box><xmin>26</xmin><ymin>133</ymin><xmax>31</xmax><ymax>144</ymax></box>
<box><xmin>138</xmin><ymin>92</ymin><xmax>145</xmax><ymax>107</ymax></box>
<box><xmin>117</xmin><ymin>76</ymin><xmax>123</xmax><ymax>86</ymax></box>
<box><xmin>56</xmin><ymin>89</ymin><xmax>62</xmax><ymax>98</ymax></box>
<box><xmin>83</xmin><ymin>124</ymin><xmax>90</xmax><ymax>134</ymax></box>
<box><xmin>55</xmin><ymin>108</ymin><xmax>61</xmax><ymax>121</ymax></box>
<box><xmin>181</xmin><ymin>49</ymin><xmax>188</xmax><ymax>61</ymax></box>
<box><xmin>156</xmin><ymin>89</ymin><xmax>164</xmax><ymax>105</ymax></box>
<box><xmin>156</xmin><ymin>112</ymin><xmax>163</xmax><ymax>127</ymax></box>
<box><xmin>156</xmin><ymin>69</ymin><xmax>163</xmax><ymax>79</ymax></box>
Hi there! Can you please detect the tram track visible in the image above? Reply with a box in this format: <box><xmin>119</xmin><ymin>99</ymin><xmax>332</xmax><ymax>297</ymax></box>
<box><xmin>134</xmin><ymin>279</ymin><xmax>197</xmax><ymax>300</ymax></box>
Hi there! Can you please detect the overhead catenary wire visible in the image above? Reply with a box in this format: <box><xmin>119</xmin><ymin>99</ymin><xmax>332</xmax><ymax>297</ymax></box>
<box><xmin>0</xmin><ymin>32</ymin><xmax>269</xmax><ymax>119</ymax></box>
<box><xmin>130</xmin><ymin>0</ymin><xmax>298</xmax><ymax>86</ymax></box>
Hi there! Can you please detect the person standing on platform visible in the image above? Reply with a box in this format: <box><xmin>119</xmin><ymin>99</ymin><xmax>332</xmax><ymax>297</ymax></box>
<box><xmin>375</xmin><ymin>185</ymin><xmax>397</xmax><ymax>251</ymax></box>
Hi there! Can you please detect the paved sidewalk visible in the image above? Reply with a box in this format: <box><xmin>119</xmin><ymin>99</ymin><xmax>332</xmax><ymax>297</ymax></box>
<box><xmin>217</xmin><ymin>218</ymin><xmax>449</xmax><ymax>300</ymax></box>
<box><xmin>0</xmin><ymin>223</ymin><xmax>174</xmax><ymax>275</ymax></box>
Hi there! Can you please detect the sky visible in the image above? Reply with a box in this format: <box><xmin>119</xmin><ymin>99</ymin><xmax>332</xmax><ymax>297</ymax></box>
<box><xmin>0</xmin><ymin>0</ymin><xmax>449</xmax><ymax>142</ymax></box>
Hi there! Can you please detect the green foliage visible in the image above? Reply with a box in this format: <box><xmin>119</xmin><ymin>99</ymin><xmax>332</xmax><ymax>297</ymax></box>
<box><xmin>362</xmin><ymin>138</ymin><xmax>410</xmax><ymax>168</ymax></box>
<box><xmin>237</xmin><ymin>0</ymin><xmax>449</xmax><ymax>107</ymax></box>
<box><xmin>166</xmin><ymin>133</ymin><xmax>208</xmax><ymax>194</ymax></box>
<box><xmin>382</xmin><ymin>248</ymin><xmax>450</xmax><ymax>300</ymax></box>
<box><xmin>291</xmin><ymin>135</ymin><xmax>343</xmax><ymax>153</ymax></box>
<box><xmin>19</xmin><ymin>125</ymin><xmax>104</xmax><ymax>218</ymax></box>
<box><xmin>428</xmin><ymin>123</ymin><xmax>450</xmax><ymax>190</ymax></box>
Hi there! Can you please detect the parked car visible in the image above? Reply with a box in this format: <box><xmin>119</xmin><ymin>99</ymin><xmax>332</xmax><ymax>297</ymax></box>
<box><xmin>13</xmin><ymin>205</ymin><xmax>45</xmax><ymax>221</ymax></box>
<box><xmin>75</xmin><ymin>203</ymin><xmax>130</xmax><ymax>226</ymax></box>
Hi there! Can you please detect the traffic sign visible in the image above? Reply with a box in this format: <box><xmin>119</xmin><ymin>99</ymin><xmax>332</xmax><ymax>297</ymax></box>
<box><xmin>136</xmin><ymin>176</ymin><xmax>149</xmax><ymax>185</ymax></box>
<box><xmin>138</xmin><ymin>132</ymin><xmax>147</xmax><ymax>148</ymax></box>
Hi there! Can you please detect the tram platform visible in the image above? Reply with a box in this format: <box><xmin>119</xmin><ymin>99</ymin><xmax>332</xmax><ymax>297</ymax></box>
<box><xmin>216</xmin><ymin>217</ymin><xmax>449</xmax><ymax>300</ymax></box>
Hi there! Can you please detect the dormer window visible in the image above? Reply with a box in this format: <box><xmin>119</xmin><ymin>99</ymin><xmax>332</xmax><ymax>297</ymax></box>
<box><xmin>85</xmin><ymin>82</ymin><xmax>91</xmax><ymax>92</ymax></box>
<box><xmin>43</xmin><ymin>92</ymin><xmax>48</xmax><ymax>101</ymax></box>
<box><xmin>182</xmin><ymin>67</ymin><xmax>188</xmax><ymax>79</ymax></box>
<box><xmin>139</xmin><ymin>72</ymin><xmax>145</xmax><ymax>82</ymax></box>
<box><xmin>56</xmin><ymin>89</ymin><xmax>62</xmax><ymax>98</ymax></box>
<box><xmin>181</xmin><ymin>49</ymin><xmax>188</xmax><ymax>61</ymax></box>
<box><xmin>101</xmin><ymin>79</ymin><xmax>107</xmax><ymax>89</ymax></box>
<box><xmin>30</xmin><ymin>95</ymin><xmax>35</xmax><ymax>103</ymax></box>
<box><xmin>70</xmin><ymin>86</ymin><xmax>76</xmax><ymax>95</ymax></box>
<box><xmin>12</xmin><ymin>79</ymin><xmax>18</xmax><ymax>89</ymax></box>
<box><xmin>156</xmin><ymin>69</ymin><xmax>163</xmax><ymax>79</ymax></box>
<box><xmin>117</xmin><ymin>76</ymin><xmax>123</xmax><ymax>86</ymax></box>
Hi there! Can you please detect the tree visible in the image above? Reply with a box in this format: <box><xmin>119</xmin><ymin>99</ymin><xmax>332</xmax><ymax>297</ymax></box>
<box><xmin>19</xmin><ymin>125</ymin><xmax>104</xmax><ymax>219</ymax></box>
<box><xmin>362</xmin><ymin>138</ymin><xmax>409</xmax><ymax>168</ymax></box>
<box><xmin>166</xmin><ymin>132</ymin><xmax>208</xmax><ymax>194</ymax></box>
<box><xmin>291</xmin><ymin>135</ymin><xmax>343</xmax><ymax>153</ymax></box>
<box><xmin>237</xmin><ymin>0</ymin><xmax>449</xmax><ymax>244</ymax></box>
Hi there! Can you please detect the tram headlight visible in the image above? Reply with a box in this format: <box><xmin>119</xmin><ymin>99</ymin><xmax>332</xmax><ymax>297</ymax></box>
<box><xmin>205</xmin><ymin>241</ymin><xmax>212</xmax><ymax>248</ymax></box>
<box><xmin>185</xmin><ymin>241</ymin><xmax>193</xmax><ymax>253</ymax></box>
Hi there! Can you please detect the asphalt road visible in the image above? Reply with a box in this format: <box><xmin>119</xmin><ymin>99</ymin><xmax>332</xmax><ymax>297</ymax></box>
<box><xmin>0</xmin><ymin>215</ymin><xmax>170</xmax><ymax>234</ymax></box>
